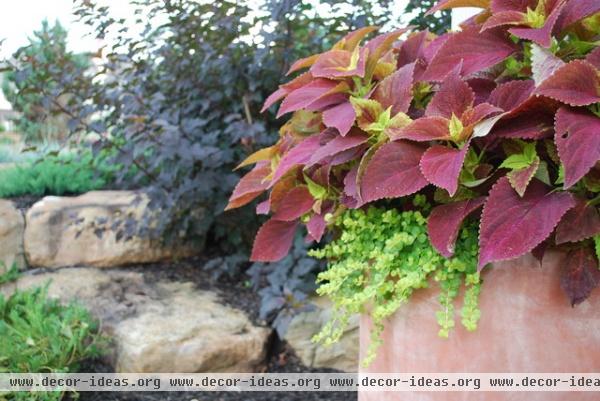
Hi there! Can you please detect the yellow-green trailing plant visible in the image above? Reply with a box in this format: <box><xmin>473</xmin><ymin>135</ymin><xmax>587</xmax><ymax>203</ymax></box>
<box><xmin>309</xmin><ymin>197</ymin><xmax>480</xmax><ymax>366</ymax></box>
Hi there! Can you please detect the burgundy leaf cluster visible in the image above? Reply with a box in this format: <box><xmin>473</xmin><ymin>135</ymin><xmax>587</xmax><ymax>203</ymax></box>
<box><xmin>227</xmin><ymin>0</ymin><xmax>600</xmax><ymax>306</ymax></box>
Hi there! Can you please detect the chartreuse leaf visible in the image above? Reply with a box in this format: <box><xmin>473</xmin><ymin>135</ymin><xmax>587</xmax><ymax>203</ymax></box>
<box><xmin>500</xmin><ymin>142</ymin><xmax>537</xmax><ymax>170</ymax></box>
<box><xmin>304</xmin><ymin>173</ymin><xmax>328</xmax><ymax>200</ymax></box>
<box><xmin>448</xmin><ymin>114</ymin><xmax>464</xmax><ymax>141</ymax></box>
<box><xmin>311</xmin><ymin>207</ymin><xmax>481</xmax><ymax>366</ymax></box>
<box><xmin>350</xmin><ymin>97</ymin><xmax>383</xmax><ymax>132</ymax></box>
<box><xmin>595</xmin><ymin>235</ymin><xmax>600</xmax><ymax>262</ymax></box>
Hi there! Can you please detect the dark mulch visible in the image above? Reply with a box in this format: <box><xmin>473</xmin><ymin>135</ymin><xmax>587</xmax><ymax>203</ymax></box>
<box><xmin>69</xmin><ymin>256</ymin><xmax>356</xmax><ymax>401</ymax></box>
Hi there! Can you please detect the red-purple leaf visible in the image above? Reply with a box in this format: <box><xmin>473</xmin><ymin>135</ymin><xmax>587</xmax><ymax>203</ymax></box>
<box><xmin>256</xmin><ymin>200</ymin><xmax>270</xmax><ymax>215</ymax></box>
<box><xmin>555</xmin><ymin>107</ymin><xmax>600</xmax><ymax>189</ymax></box>
<box><xmin>422</xmin><ymin>26</ymin><xmax>516</xmax><ymax>81</ymax></box>
<box><xmin>273</xmin><ymin>187</ymin><xmax>314</xmax><ymax>221</ymax></box>
<box><xmin>364</xmin><ymin>29</ymin><xmax>408</xmax><ymax>60</ymax></box>
<box><xmin>555</xmin><ymin>0</ymin><xmax>600</xmax><ymax>32</ymax></box>
<box><xmin>307</xmin><ymin>130</ymin><xmax>368</xmax><ymax>167</ymax></box>
<box><xmin>536</xmin><ymin>60</ymin><xmax>600</xmax><ymax>106</ymax></box>
<box><xmin>307</xmin><ymin>213</ymin><xmax>327</xmax><ymax>242</ymax></box>
<box><xmin>586</xmin><ymin>46</ymin><xmax>600</xmax><ymax>70</ymax></box>
<box><xmin>322</xmin><ymin>101</ymin><xmax>355</xmax><ymax>136</ymax></box>
<box><xmin>509</xmin><ymin>1</ymin><xmax>565</xmax><ymax>48</ymax></box>
<box><xmin>419</xmin><ymin>144</ymin><xmax>469</xmax><ymax>196</ymax></box>
<box><xmin>481</xmin><ymin>10</ymin><xmax>526</xmax><ymax>30</ymax></box>
<box><xmin>286</xmin><ymin>54</ymin><xmax>320</xmax><ymax>76</ymax></box>
<box><xmin>506</xmin><ymin>157</ymin><xmax>540</xmax><ymax>197</ymax></box>
<box><xmin>490</xmin><ymin>0</ymin><xmax>536</xmax><ymax>13</ymax></box>
<box><xmin>310</xmin><ymin>48</ymin><xmax>367</xmax><ymax>79</ymax></box>
<box><xmin>555</xmin><ymin>198</ymin><xmax>600</xmax><ymax>244</ymax></box>
<box><xmin>425</xmin><ymin>68</ymin><xmax>474</xmax><ymax>119</ymax></box>
<box><xmin>250</xmin><ymin>219</ymin><xmax>298</xmax><ymax>262</ymax></box>
<box><xmin>277</xmin><ymin>79</ymin><xmax>339</xmax><ymax>117</ymax></box>
<box><xmin>270</xmin><ymin>134</ymin><xmax>325</xmax><ymax>185</ymax></box>
<box><xmin>360</xmin><ymin>141</ymin><xmax>428</xmax><ymax>202</ymax></box>
<box><xmin>461</xmin><ymin>103</ymin><xmax>503</xmax><ymax>126</ymax></box>
<box><xmin>390</xmin><ymin>116</ymin><xmax>450</xmax><ymax>141</ymax></box>
<box><xmin>342</xmin><ymin>164</ymin><xmax>361</xmax><ymax>208</ymax></box>
<box><xmin>467</xmin><ymin>77</ymin><xmax>497</xmax><ymax>105</ymax></box>
<box><xmin>478</xmin><ymin>177</ymin><xmax>575</xmax><ymax>269</ymax></box>
<box><xmin>531</xmin><ymin>241</ymin><xmax>548</xmax><ymax>266</ymax></box>
<box><xmin>372</xmin><ymin>62</ymin><xmax>415</xmax><ymax>115</ymax></box>
<box><xmin>488</xmin><ymin>80</ymin><xmax>534</xmax><ymax>112</ymax></box>
<box><xmin>428</xmin><ymin>197</ymin><xmax>486</xmax><ymax>257</ymax></box>
<box><xmin>560</xmin><ymin>247</ymin><xmax>600</xmax><ymax>306</ymax></box>
<box><xmin>225</xmin><ymin>163</ymin><xmax>271</xmax><ymax>211</ymax></box>
<box><xmin>397</xmin><ymin>31</ymin><xmax>429</xmax><ymax>67</ymax></box>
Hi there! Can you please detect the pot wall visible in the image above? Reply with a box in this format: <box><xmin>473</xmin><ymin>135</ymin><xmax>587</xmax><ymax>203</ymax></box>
<box><xmin>359</xmin><ymin>252</ymin><xmax>600</xmax><ymax>401</ymax></box>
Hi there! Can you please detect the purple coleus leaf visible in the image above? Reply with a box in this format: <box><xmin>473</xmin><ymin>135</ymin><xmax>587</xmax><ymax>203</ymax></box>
<box><xmin>372</xmin><ymin>62</ymin><xmax>415</xmax><ymax>115</ymax></box>
<box><xmin>250</xmin><ymin>219</ymin><xmax>298</xmax><ymax>262</ymax></box>
<box><xmin>586</xmin><ymin>46</ymin><xmax>600</xmax><ymax>70</ymax></box>
<box><xmin>322</xmin><ymin>101</ymin><xmax>355</xmax><ymax>136</ymax></box>
<box><xmin>342</xmin><ymin>164</ymin><xmax>361</xmax><ymax>208</ymax></box>
<box><xmin>555</xmin><ymin>107</ymin><xmax>600</xmax><ymax>189</ymax></box>
<box><xmin>488</xmin><ymin>79</ymin><xmax>535</xmax><ymax>111</ymax></box>
<box><xmin>307</xmin><ymin>213</ymin><xmax>327</xmax><ymax>242</ymax></box>
<box><xmin>481</xmin><ymin>10</ymin><xmax>527</xmax><ymax>30</ymax></box>
<box><xmin>555</xmin><ymin>0</ymin><xmax>600</xmax><ymax>32</ymax></box>
<box><xmin>509</xmin><ymin>1</ymin><xmax>566</xmax><ymax>48</ymax></box>
<box><xmin>506</xmin><ymin>157</ymin><xmax>540</xmax><ymax>197</ymax></box>
<box><xmin>536</xmin><ymin>60</ymin><xmax>600</xmax><ymax>106</ymax></box>
<box><xmin>490</xmin><ymin>0</ymin><xmax>537</xmax><ymax>13</ymax></box>
<box><xmin>555</xmin><ymin>198</ymin><xmax>600</xmax><ymax>244</ymax></box>
<box><xmin>306</xmin><ymin>129</ymin><xmax>368</xmax><ymax>167</ymax></box>
<box><xmin>261</xmin><ymin>72</ymin><xmax>314</xmax><ymax>112</ymax></box>
<box><xmin>360</xmin><ymin>141</ymin><xmax>428</xmax><ymax>202</ymax></box>
<box><xmin>225</xmin><ymin>163</ymin><xmax>271</xmax><ymax>211</ymax></box>
<box><xmin>310</xmin><ymin>48</ymin><xmax>368</xmax><ymax>79</ymax></box>
<box><xmin>428</xmin><ymin>197</ymin><xmax>486</xmax><ymax>257</ymax></box>
<box><xmin>277</xmin><ymin>79</ymin><xmax>340</xmax><ymax>117</ymax></box>
<box><xmin>273</xmin><ymin>187</ymin><xmax>314</xmax><ymax>221</ymax></box>
<box><xmin>389</xmin><ymin>116</ymin><xmax>451</xmax><ymax>141</ymax></box>
<box><xmin>478</xmin><ymin>177</ymin><xmax>575</xmax><ymax>269</ymax></box>
<box><xmin>560</xmin><ymin>246</ymin><xmax>600</xmax><ymax>306</ymax></box>
<box><xmin>270</xmin><ymin>132</ymin><xmax>330</xmax><ymax>185</ymax></box>
<box><xmin>420</xmin><ymin>144</ymin><xmax>470</xmax><ymax>196</ymax></box>
<box><xmin>422</xmin><ymin>26</ymin><xmax>516</xmax><ymax>81</ymax></box>
<box><xmin>425</xmin><ymin>66</ymin><xmax>474</xmax><ymax>119</ymax></box>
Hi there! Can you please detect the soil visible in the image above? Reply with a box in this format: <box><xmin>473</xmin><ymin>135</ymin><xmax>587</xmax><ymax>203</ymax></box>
<box><xmin>70</xmin><ymin>256</ymin><xmax>357</xmax><ymax>401</ymax></box>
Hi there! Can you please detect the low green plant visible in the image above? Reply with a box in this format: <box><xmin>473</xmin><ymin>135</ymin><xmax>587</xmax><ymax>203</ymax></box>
<box><xmin>0</xmin><ymin>286</ymin><xmax>104</xmax><ymax>401</ymax></box>
<box><xmin>0</xmin><ymin>150</ymin><xmax>115</xmax><ymax>198</ymax></box>
<box><xmin>309</xmin><ymin>197</ymin><xmax>481</xmax><ymax>366</ymax></box>
<box><xmin>0</xmin><ymin>263</ymin><xmax>21</xmax><ymax>285</ymax></box>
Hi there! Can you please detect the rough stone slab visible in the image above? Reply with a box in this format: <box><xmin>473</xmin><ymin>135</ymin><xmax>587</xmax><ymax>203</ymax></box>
<box><xmin>0</xmin><ymin>199</ymin><xmax>26</xmax><ymax>271</ymax></box>
<box><xmin>284</xmin><ymin>297</ymin><xmax>358</xmax><ymax>372</ymax></box>
<box><xmin>24</xmin><ymin>191</ymin><xmax>197</xmax><ymax>268</ymax></box>
<box><xmin>1</xmin><ymin>268</ymin><xmax>271</xmax><ymax>373</ymax></box>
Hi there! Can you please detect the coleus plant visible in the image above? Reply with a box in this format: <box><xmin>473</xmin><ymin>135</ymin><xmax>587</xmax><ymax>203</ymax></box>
<box><xmin>227</xmin><ymin>0</ymin><xmax>600</xmax><ymax>307</ymax></box>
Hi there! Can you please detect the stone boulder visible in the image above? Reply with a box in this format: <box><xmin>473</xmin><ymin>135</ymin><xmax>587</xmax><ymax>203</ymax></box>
<box><xmin>1</xmin><ymin>268</ymin><xmax>271</xmax><ymax>373</ymax></box>
<box><xmin>284</xmin><ymin>297</ymin><xmax>358</xmax><ymax>372</ymax></box>
<box><xmin>24</xmin><ymin>191</ymin><xmax>197</xmax><ymax>268</ymax></box>
<box><xmin>0</xmin><ymin>200</ymin><xmax>26</xmax><ymax>272</ymax></box>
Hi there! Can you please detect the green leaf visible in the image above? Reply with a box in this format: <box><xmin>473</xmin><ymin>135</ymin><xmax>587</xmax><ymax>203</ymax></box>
<box><xmin>304</xmin><ymin>174</ymin><xmax>327</xmax><ymax>200</ymax></box>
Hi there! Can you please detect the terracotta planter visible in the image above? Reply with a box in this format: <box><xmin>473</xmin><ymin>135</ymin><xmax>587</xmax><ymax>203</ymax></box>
<box><xmin>359</xmin><ymin>252</ymin><xmax>600</xmax><ymax>401</ymax></box>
